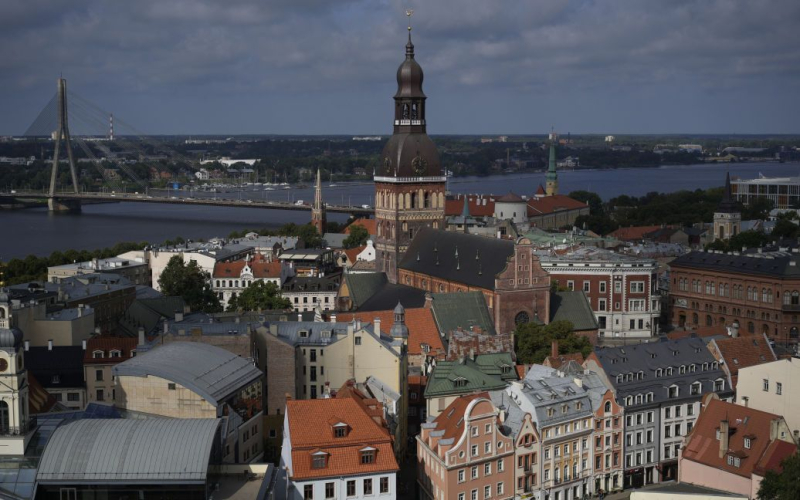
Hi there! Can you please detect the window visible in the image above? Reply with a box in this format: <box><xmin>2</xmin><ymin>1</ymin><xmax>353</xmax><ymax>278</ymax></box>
<box><xmin>67</xmin><ymin>393</ymin><xmax>79</xmax><ymax>402</ymax></box>
<box><xmin>458</xmin><ymin>469</ymin><xmax>465</xmax><ymax>482</ymax></box>
<box><xmin>304</xmin><ymin>485</ymin><xmax>313</xmax><ymax>500</ymax></box>
<box><xmin>497</xmin><ymin>482</ymin><xmax>504</xmax><ymax>496</ymax></box>
<box><xmin>744</xmin><ymin>438</ymin><xmax>751</xmax><ymax>449</ymax></box>
<box><xmin>347</xmin><ymin>480</ymin><xmax>356</xmax><ymax>497</ymax></box>
<box><xmin>472</xmin><ymin>466</ymin><xmax>478</xmax><ymax>479</ymax></box>
<box><xmin>777</xmin><ymin>382</ymin><xmax>783</xmax><ymax>395</ymax></box>
<box><xmin>326</xmin><ymin>482</ymin><xmax>335</xmax><ymax>498</ymax></box>
<box><xmin>380</xmin><ymin>477</ymin><xmax>389</xmax><ymax>494</ymax></box>
<box><xmin>583</xmin><ymin>281</ymin><xmax>591</xmax><ymax>293</ymax></box>
<box><xmin>615</xmin><ymin>281</ymin><xmax>622</xmax><ymax>293</ymax></box>
<box><xmin>363</xmin><ymin>478</ymin><xmax>372</xmax><ymax>495</ymax></box>
<box><xmin>96</xmin><ymin>389</ymin><xmax>104</xmax><ymax>401</ymax></box>
<box><xmin>472</xmin><ymin>445</ymin><xmax>478</xmax><ymax>457</ymax></box>
<box><xmin>669</xmin><ymin>385</ymin><xmax>679</xmax><ymax>398</ymax></box>
<box><xmin>485</xmin><ymin>462</ymin><xmax>491</xmax><ymax>475</ymax></box>
<box><xmin>497</xmin><ymin>458</ymin><xmax>504</xmax><ymax>472</ymax></box>
<box><xmin>599</xmin><ymin>299</ymin><xmax>607</xmax><ymax>311</ymax></box>
<box><xmin>484</xmin><ymin>485</ymin><xmax>491</xmax><ymax>499</ymax></box>
<box><xmin>92</xmin><ymin>350</ymin><xmax>104</xmax><ymax>359</ymax></box>
<box><xmin>600</xmin><ymin>282</ymin><xmax>607</xmax><ymax>293</ymax></box>
<box><xmin>334</xmin><ymin>425</ymin><xmax>347</xmax><ymax>438</ymax></box>
<box><xmin>312</xmin><ymin>454</ymin><xmax>327</xmax><ymax>469</ymax></box>
<box><xmin>95</xmin><ymin>369</ymin><xmax>103</xmax><ymax>382</ymax></box>
<box><xmin>763</xmin><ymin>379</ymin><xmax>770</xmax><ymax>392</ymax></box>
<box><xmin>354</xmin><ymin>336</ymin><xmax>361</xmax><ymax>345</ymax></box>
<box><xmin>472</xmin><ymin>426</ymin><xmax>479</xmax><ymax>437</ymax></box>
<box><xmin>168</xmin><ymin>383</ymin><xmax>176</xmax><ymax>390</ymax></box>
<box><xmin>567</xmin><ymin>280</ymin><xmax>575</xmax><ymax>291</ymax></box>
<box><xmin>631</xmin><ymin>281</ymin><xmax>645</xmax><ymax>293</ymax></box>
<box><xmin>360</xmin><ymin>449</ymin><xmax>375</xmax><ymax>464</ymax></box>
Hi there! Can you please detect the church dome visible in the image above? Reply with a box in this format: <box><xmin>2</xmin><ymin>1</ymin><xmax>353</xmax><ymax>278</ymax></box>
<box><xmin>0</xmin><ymin>327</ymin><xmax>23</xmax><ymax>349</ymax></box>
<box><xmin>380</xmin><ymin>132</ymin><xmax>441</xmax><ymax>178</ymax></box>
<box><xmin>395</xmin><ymin>37</ymin><xmax>425</xmax><ymax>99</ymax></box>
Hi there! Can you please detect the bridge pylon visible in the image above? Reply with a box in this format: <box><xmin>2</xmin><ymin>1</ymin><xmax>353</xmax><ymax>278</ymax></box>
<box><xmin>48</xmin><ymin>78</ymin><xmax>81</xmax><ymax>212</ymax></box>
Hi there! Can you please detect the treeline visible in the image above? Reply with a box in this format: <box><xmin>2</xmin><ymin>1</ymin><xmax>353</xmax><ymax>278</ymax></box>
<box><xmin>570</xmin><ymin>188</ymin><xmax>774</xmax><ymax>235</ymax></box>
<box><xmin>1</xmin><ymin>241</ymin><xmax>148</xmax><ymax>286</ymax></box>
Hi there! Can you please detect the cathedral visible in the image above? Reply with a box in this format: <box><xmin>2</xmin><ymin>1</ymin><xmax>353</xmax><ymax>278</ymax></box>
<box><xmin>374</xmin><ymin>25</ymin><xmax>447</xmax><ymax>283</ymax></box>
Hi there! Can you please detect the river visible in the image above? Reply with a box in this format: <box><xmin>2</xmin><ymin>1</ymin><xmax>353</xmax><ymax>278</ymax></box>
<box><xmin>2</xmin><ymin>161</ymin><xmax>798</xmax><ymax>260</ymax></box>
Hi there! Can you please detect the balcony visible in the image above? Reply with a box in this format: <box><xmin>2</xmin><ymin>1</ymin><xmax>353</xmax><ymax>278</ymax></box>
<box><xmin>782</xmin><ymin>303</ymin><xmax>800</xmax><ymax>312</ymax></box>
<box><xmin>0</xmin><ymin>416</ymin><xmax>37</xmax><ymax>436</ymax></box>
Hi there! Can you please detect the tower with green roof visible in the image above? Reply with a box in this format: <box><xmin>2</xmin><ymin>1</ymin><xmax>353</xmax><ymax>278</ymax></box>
<box><xmin>546</xmin><ymin>137</ymin><xmax>558</xmax><ymax>196</ymax></box>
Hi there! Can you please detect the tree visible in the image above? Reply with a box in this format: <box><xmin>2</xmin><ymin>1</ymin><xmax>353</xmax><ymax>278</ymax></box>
<box><xmin>758</xmin><ymin>451</ymin><xmax>800</xmax><ymax>500</ymax></box>
<box><xmin>568</xmin><ymin>190</ymin><xmax>604</xmax><ymax>215</ymax></box>
<box><xmin>296</xmin><ymin>224</ymin><xmax>323</xmax><ymax>248</ymax></box>
<box><xmin>771</xmin><ymin>218</ymin><xmax>800</xmax><ymax>240</ymax></box>
<box><xmin>574</xmin><ymin>214</ymin><xmax>619</xmax><ymax>235</ymax></box>
<box><xmin>343</xmin><ymin>224</ymin><xmax>369</xmax><ymax>249</ymax></box>
<box><xmin>706</xmin><ymin>230</ymin><xmax>771</xmax><ymax>252</ymax></box>
<box><xmin>157</xmin><ymin>256</ymin><xmax>221</xmax><ymax>313</ymax></box>
<box><xmin>515</xmin><ymin>320</ymin><xmax>592</xmax><ymax>365</ymax></box>
<box><xmin>227</xmin><ymin>280</ymin><xmax>291</xmax><ymax>312</ymax></box>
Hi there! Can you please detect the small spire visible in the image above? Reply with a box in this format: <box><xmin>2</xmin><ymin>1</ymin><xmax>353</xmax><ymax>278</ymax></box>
<box><xmin>405</xmin><ymin>9</ymin><xmax>415</xmax><ymax>57</ymax></box>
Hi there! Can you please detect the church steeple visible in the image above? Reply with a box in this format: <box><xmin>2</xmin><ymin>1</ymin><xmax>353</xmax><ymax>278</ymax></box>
<box><xmin>311</xmin><ymin>168</ymin><xmax>326</xmax><ymax>235</ymax></box>
<box><xmin>546</xmin><ymin>136</ymin><xmax>558</xmax><ymax>196</ymax></box>
<box><xmin>713</xmin><ymin>172</ymin><xmax>741</xmax><ymax>241</ymax></box>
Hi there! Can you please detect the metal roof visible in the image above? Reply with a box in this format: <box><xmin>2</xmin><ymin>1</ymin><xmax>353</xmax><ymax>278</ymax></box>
<box><xmin>113</xmin><ymin>342</ymin><xmax>262</xmax><ymax>406</ymax></box>
<box><xmin>36</xmin><ymin>418</ymin><xmax>219</xmax><ymax>484</ymax></box>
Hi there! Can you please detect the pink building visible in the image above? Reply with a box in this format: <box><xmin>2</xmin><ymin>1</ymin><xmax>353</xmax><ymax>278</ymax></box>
<box><xmin>417</xmin><ymin>393</ymin><xmax>515</xmax><ymax>500</ymax></box>
<box><xmin>679</xmin><ymin>395</ymin><xmax>796</xmax><ymax>499</ymax></box>
<box><xmin>591</xmin><ymin>390</ymin><xmax>624</xmax><ymax>494</ymax></box>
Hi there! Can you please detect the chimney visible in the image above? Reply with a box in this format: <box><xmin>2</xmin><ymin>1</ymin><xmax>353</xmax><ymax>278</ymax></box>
<box><xmin>47</xmin><ymin>339</ymin><xmax>53</xmax><ymax>351</ymax></box>
<box><xmin>94</xmin><ymin>327</ymin><xmax>101</xmax><ymax>336</ymax></box>
<box><xmin>424</xmin><ymin>292</ymin><xmax>433</xmax><ymax>309</ymax></box>
<box><xmin>770</xmin><ymin>418</ymin><xmax>780</xmax><ymax>442</ymax></box>
<box><xmin>235</xmin><ymin>316</ymin><xmax>240</xmax><ymax>324</ymax></box>
<box><xmin>470</xmin><ymin>348</ymin><xmax>475</xmax><ymax>360</ymax></box>
<box><xmin>77</xmin><ymin>304</ymin><xmax>83</xmax><ymax>317</ymax></box>
<box><xmin>81</xmin><ymin>339</ymin><xmax>87</xmax><ymax>350</ymax></box>
<box><xmin>331</xmin><ymin>314</ymin><xmax>337</xmax><ymax>324</ymax></box>
<box><xmin>175</xmin><ymin>310</ymin><xmax>183</xmax><ymax>322</ymax></box>
<box><xmin>297</xmin><ymin>313</ymin><xmax>302</xmax><ymax>322</ymax></box>
<box><xmin>551</xmin><ymin>340</ymin><xmax>559</xmax><ymax>359</ymax></box>
<box><xmin>355</xmin><ymin>319</ymin><xmax>362</xmax><ymax>331</ymax></box>
<box><xmin>24</xmin><ymin>340</ymin><xmax>29</xmax><ymax>352</ymax></box>
<box><xmin>269</xmin><ymin>324</ymin><xmax>278</xmax><ymax>337</ymax></box>
<box><xmin>719</xmin><ymin>420</ymin><xmax>729</xmax><ymax>458</ymax></box>
<box><xmin>374</xmin><ymin>318</ymin><xmax>381</xmax><ymax>336</ymax></box>
<box><xmin>138</xmin><ymin>327</ymin><xmax>146</xmax><ymax>347</ymax></box>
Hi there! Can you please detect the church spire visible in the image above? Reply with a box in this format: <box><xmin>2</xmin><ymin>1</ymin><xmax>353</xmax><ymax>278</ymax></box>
<box><xmin>546</xmin><ymin>134</ymin><xmax>558</xmax><ymax>196</ymax></box>
<box><xmin>311</xmin><ymin>168</ymin><xmax>326</xmax><ymax>235</ymax></box>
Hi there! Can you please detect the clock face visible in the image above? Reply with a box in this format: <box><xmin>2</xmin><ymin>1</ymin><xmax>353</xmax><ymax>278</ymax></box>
<box><xmin>0</xmin><ymin>359</ymin><xmax>8</xmax><ymax>372</ymax></box>
<box><xmin>412</xmin><ymin>155</ymin><xmax>428</xmax><ymax>175</ymax></box>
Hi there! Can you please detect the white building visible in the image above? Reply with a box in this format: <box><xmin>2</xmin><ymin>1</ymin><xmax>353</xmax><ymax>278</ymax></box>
<box><xmin>195</xmin><ymin>168</ymin><xmax>210</xmax><ymax>180</ymax></box>
<box><xmin>211</xmin><ymin>254</ymin><xmax>293</xmax><ymax>309</ymax></box>
<box><xmin>281</xmin><ymin>397</ymin><xmax>399</xmax><ymax>499</ymax></box>
<box><xmin>736</xmin><ymin>358</ymin><xmax>800</xmax><ymax>437</ymax></box>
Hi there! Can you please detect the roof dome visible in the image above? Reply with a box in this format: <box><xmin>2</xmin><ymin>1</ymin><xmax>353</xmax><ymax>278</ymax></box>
<box><xmin>395</xmin><ymin>36</ymin><xmax>425</xmax><ymax>99</ymax></box>
<box><xmin>0</xmin><ymin>327</ymin><xmax>23</xmax><ymax>349</ymax></box>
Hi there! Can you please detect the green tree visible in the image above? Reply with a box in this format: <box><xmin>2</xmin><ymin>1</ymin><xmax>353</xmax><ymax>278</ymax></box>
<box><xmin>343</xmin><ymin>224</ymin><xmax>369</xmax><ymax>249</ymax></box>
<box><xmin>706</xmin><ymin>230</ymin><xmax>771</xmax><ymax>252</ymax></box>
<box><xmin>157</xmin><ymin>256</ymin><xmax>221</xmax><ymax>313</ymax></box>
<box><xmin>515</xmin><ymin>320</ymin><xmax>592</xmax><ymax>364</ymax></box>
<box><xmin>568</xmin><ymin>190</ymin><xmax>604</xmax><ymax>215</ymax></box>
<box><xmin>758</xmin><ymin>451</ymin><xmax>800</xmax><ymax>500</ymax></box>
<box><xmin>296</xmin><ymin>224</ymin><xmax>323</xmax><ymax>248</ymax></box>
<box><xmin>574</xmin><ymin>214</ymin><xmax>619</xmax><ymax>235</ymax></box>
<box><xmin>771</xmin><ymin>218</ymin><xmax>800</xmax><ymax>240</ymax></box>
<box><xmin>227</xmin><ymin>281</ymin><xmax>292</xmax><ymax>312</ymax></box>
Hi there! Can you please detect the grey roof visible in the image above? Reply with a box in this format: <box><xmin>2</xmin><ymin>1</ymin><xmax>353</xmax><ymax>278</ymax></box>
<box><xmin>37</xmin><ymin>418</ymin><xmax>219</xmax><ymax>484</ymax></box>
<box><xmin>550</xmin><ymin>291</ymin><xmax>599</xmax><ymax>331</ymax></box>
<box><xmin>269</xmin><ymin>320</ymin><xmax>403</xmax><ymax>354</ymax></box>
<box><xmin>113</xmin><ymin>342</ymin><xmax>262</xmax><ymax>406</ymax></box>
<box><xmin>322</xmin><ymin>233</ymin><xmax>348</xmax><ymax>248</ymax></box>
<box><xmin>489</xmin><ymin>389</ymin><xmax>527</xmax><ymax>438</ymax></box>
<box><xmin>118</xmin><ymin>296</ymin><xmax>186</xmax><ymax>337</ymax></box>
<box><xmin>26</xmin><ymin>346</ymin><xmax>85</xmax><ymax>389</ymax></box>
<box><xmin>0</xmin><ymin>327</ymin><xmax>23</xmax><ymax>349</ymax></box>
<box><xmin>431</xmin><ymin>291</ymin><xmax>496</xmax><ymax>335</ymax></box>
<box><xmin>400</xmin><ymin>228</ymin><xmax>515</xmax><ymax>290</ymax></box>
<box><xmin>510</xmin><ymin>365</ymin><xmax>594</xmax><ymax>427</ymax></box>
<box><xmin>344</xmin><ymin>272</ymin><xmax>388</xmax><ymax>309</ymax></box>
<box><xmin>281</xmin><ymin>273</ymin><xmax>341</xmax><ymax>293</ymax></box>
<box><xmin>592</xmin><ymin>337</ymin><xmax>731</xmax><ymax>408</ymax></box>
<box><xmin>357</xmin><ymin>282</ymin><xmax>427</xmax><ymax>311</ymax></box>
<box><xmin>670</xmin><ymin>249</ymin><xmax>800</xmax><ymax>278</ymax></box>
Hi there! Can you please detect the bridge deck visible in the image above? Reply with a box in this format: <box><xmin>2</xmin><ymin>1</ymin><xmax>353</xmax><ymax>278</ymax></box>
<box><xmin>3</xmin><ymin>192</ymin><xmax>373</xmax><ymax>216</ymax></box>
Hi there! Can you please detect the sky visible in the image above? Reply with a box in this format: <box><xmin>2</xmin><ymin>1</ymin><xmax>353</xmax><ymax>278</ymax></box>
<box><xmin>1</xmin><ymin>0</ymin><xmax>799</xmax><ymax>136</ymax></box>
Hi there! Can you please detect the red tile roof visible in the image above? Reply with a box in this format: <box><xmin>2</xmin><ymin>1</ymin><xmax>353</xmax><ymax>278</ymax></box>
<box><xmin>213</xmin><ymin>254</ymin><xmax>281</xmax><ymax>279</ymax></box>
<box><xmin>286</xmin><ymin>398</ymin><xmax>399</xmax><ymax>480</ymax></box>
<box><xmin>608</xmin><ymin>225</ymin><xmax>663</xmax><ymax>241</ymax></box>
<box><xmin>527</xmin><ymin>195</ymin><xmax>588</xmax><ymax>216</ymax></box>
<box><xmin>28</xmin><ymin>372</ymin><xmax>60</xmax><ymax>414</ymax></box>
<box><xmin>431</xmin><ymin>393</ymin><xmax>489</xmax><ymax>442</ymax></box>
<box><xmin>83</xmin><ymin>337</ymin><xmax>138</xmax><ymax>365</ymax></box>
<box><xmin>445</xmin><ymin>195</ymin><xmax>496</xmax><ymax>217</ymax></box>
<box><xmin>515</xmin><ymin>365</ymin><xmax>529</xmax><ymax>379</ymax></box>
<box><xmin>344</xmin><ymin>218</ymin><xmax>377</xmax><ymax>236</ymax></box>
<box><xmin>681</xmin><ymin>398</ymin><xmax>796</xmax><ymax>479</ymax></box>
<box><xmin>711</xmin><ymin>334</ymin><xmax>776</xmax><ymax>389</ymax></box>
<box><xmin>337</xmin><ymin>308</ymin><xmax>444</xmax><ymax>356</ymax></box>
<box><xmin>496</xmin><ymin>192</ymin><xmax>526</xmax><ymax>203</ymax></box>
<box><xmin>342</xmin><ymin>246</ymin><xmax>366</xmax><ymax>265</ymax></box>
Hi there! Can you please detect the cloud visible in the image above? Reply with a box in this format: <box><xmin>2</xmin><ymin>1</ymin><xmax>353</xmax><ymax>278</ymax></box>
<box><xmin>0</xmin><ymin>0</ymin><xmax>798</xmax><ymax>134</ymax></box>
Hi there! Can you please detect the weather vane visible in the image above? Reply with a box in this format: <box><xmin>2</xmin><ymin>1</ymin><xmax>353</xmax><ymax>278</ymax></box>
<box><xmin>406</xmin><ymin>9</ymin><xmax>413</xmax><ymax>32</ymax></box>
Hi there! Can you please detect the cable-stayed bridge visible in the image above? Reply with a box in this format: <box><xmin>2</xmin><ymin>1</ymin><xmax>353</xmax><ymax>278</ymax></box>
<box><xmin>4</xmin><ymin>78</ymin><xmax>373</xmax><ymax>218</ymax></box>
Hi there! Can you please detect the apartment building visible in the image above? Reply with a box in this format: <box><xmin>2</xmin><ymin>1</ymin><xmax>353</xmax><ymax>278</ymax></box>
<box><xmin>736</xmin><ymin>358</ymin><xmax>800</xmax><ymax>436</ymax></box>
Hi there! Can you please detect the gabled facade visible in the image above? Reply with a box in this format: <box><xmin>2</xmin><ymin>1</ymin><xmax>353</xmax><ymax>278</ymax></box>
<box><xmin>211</xmin><ymin>253</ymin><xmax>288</xmax><ymax>309</ymax></box>
<box><xmin>417</xmin><ymin>394</ymin><xmax>515</xmax><ymax>500</ymax></box>
<box><xmin>281</xmin><ymin>398</ymin><xmax>399</xmax><ymax>500</ymax></box>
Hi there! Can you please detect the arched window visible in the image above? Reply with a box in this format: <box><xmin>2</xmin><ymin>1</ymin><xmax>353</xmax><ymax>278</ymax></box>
<box><xmin>692</xmin><ymin>313</ymin><xmax>699</xmax><ymax>324</ymax></box>
<box><xmin>410</xmin><ymin>192</ymin><xmax>417</xmax><ymax>209</ymax></box>
<box><xmin>604</xmin><ymin>401</ymin><xmax>611</xmax><ymax>413</ymax></box>
<box><xmin>515</xmin><ymin>311</ymin><xmax>530</xmax><ymax>325</ymax></box>
<box><xmin>748</xmin><ymin>321</ymin><xmax>755</xmax><ymax>333</ymax></box>
<box><xmin>792</xmin><ymin>291</ymin><xmax>799</xmax><ymax>305</ymax></box>
<box><xmin>424</xmin><ymin>192</ymin><xmax>430</xmax><ymax>208</ymax></box>
<box><xmin>0</xmin><ymin>401</ymin><xmax>8</xmax><ymax>433</ymax></box>
<box><xmin>706</xmin><ymin>315</ymin><xmax>712</xmax><ymax>326</ymax></box>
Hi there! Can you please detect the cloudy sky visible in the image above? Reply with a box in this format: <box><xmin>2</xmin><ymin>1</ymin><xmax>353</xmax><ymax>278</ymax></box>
<box><xmin>2</xmin><ymin>0</ymin><xmax>799</xmax><ymax>135</ymax></box>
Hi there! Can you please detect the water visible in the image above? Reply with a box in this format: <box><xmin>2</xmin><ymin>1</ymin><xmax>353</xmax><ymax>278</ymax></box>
<box><xmin>1</xmin><ymin>161</ymin><xmax>798</xmax><ymax>260</ymax></box>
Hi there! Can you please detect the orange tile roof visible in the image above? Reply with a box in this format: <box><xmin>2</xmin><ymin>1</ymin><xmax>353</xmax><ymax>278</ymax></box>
<box><xmin>342</xmin><ymin>246</ymin><xmax>366</xmax><ymax>265</ymax></box>
<box><xmin>431</xmin><ymin>393</ymin><xmax>489</xmax><ymax>442</ymax></box>
<box><xmin>711</xmin><ymin>334</ymin><xmax>776</xmax><ymax>389</ymax></box>
<box><xmin>608</xmin><ymin>225</ymin><xmax>663</xmax><ymax>241</ymax></box>
<box><xmin>286</xmin><ymin>398</ymin><xmax>399</xmax><ymax>480</ymax></box>
<box><xmin>344</xmin><ymin>218</ymin><xmax>377</xmax><ymax>236</ymax></box>
<box><xmin>543</xmin><ymin>352</ymin><xmax>585</xmax><ymax>369</ymax></box>
<box><xmin>336</xmin><ymin>307</ymin><xmax>444</xmax><ymax>356</ymax></box>
<box><xmin>681</xmin><ymin>398</ymin><xmax>796</xmax><ymax>479</ymax></box>
<box><xmin>83</xmin><ymin>337</ymin><xmax>138</xmax><ymax>365</ymax></box>
<box><xmin>515</xmin><ymin>365</ymin><xmax>529</xmax><ymax>379</ymax></box>
<box><xmin>445</xmin><ymin>195</ymin><xmax>496</xmax><ymax>217</ymax></box>
<box><xmin>527</xmin><ymin>195</ymin><xmax>588</xmax><ymax>216</ymax></box>
<box><xmin>28</xmin><ymin>372</ymin><xmax>59</xmax><ymax>414</ymax></box>
<box><xmin>213</xmin><ymin>254</ymin><xmax>281</xmax><ymax>279</ymax></box>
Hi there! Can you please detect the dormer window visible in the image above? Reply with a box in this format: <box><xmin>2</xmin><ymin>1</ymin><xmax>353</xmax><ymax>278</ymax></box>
<box><xmin>321</xmin><ymin>330</ymin><xmax>331</xmax><ymax>339</ymax></box>
<box><xmin>421</xmin><ymin>343</ymin><xmax>430</xmax><ymax>353</ymax></box>
<box><xmin>52</xmin><ymin>375</ymin><xmax>60</xmax><ymax>384</ymax></box>
<box><xmin>360</xmin><ymin>447</ymin><xmax>376</xmax><ymax>464</ymax></box>
<box><xmin>454</xmin><ymin>377</ymin><xmax>468</xmax><ymax>388</ymax></box>
<box><xmin>312</xmin><ymin>451</ymin><xmax>328</xmax><ymax>469</ymax></box>
<box><xmin>299</xmin><ymin>330</ymin><xmax>309</xmax><ymax>338</ymax></box>
<box><xmin>744</xmin><ymin>437</ymin><xmax>752</xmax><ymax>449</ymax></box>
<box><xmin>109</xmin><ymin>350</ymin><xmax>121</xmax><ymax>358</ymax></box>
<box><xmin>668</xmin><ymin>385</ymin><xmax>679</xmax><ymax>399</ymax></box>
<box><xmin>92</xmin><ymin>350</ymin><xmax>104</xmax><ymax>359</ymax></box>
<box><xmin>656</xmin><ymin>368</ymin><xmax>662</xmax><ymax>377</ymax></box>
<box><xmin>333</xmin><ymin>422</ymin><xmax>348</xmax><ymax>438</ymax></box>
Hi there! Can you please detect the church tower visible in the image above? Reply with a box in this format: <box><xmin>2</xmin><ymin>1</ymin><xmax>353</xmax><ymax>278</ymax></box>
<box><xmin>311</xmin><ymin>168</ymin><xmax>326</xmax><ymax>235</ymax></box>
<box><xmin>713</xmin><ymin>172</ymin><xmax>741</xmax><ymax>241</ymax></box>
<box><xmin>0</xmin><ymin>312</ymin><xmax>32</xmax><ymax>454</ymax></box>
<box><xmin>545</xmin><ymin>138</ymin><xmax>558</xmax><ymax>196</ymax></box>
<box><xmin>375</xmin><ymin>15</ymin><xmax>446</xmax><ymax>283</ymax></box>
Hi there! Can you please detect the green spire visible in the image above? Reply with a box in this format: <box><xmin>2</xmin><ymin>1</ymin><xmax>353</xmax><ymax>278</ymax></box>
<box><xmin>546</xmin><ymin>141</ymin><xmax>557</xmax><ymax>181</ymax></box>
